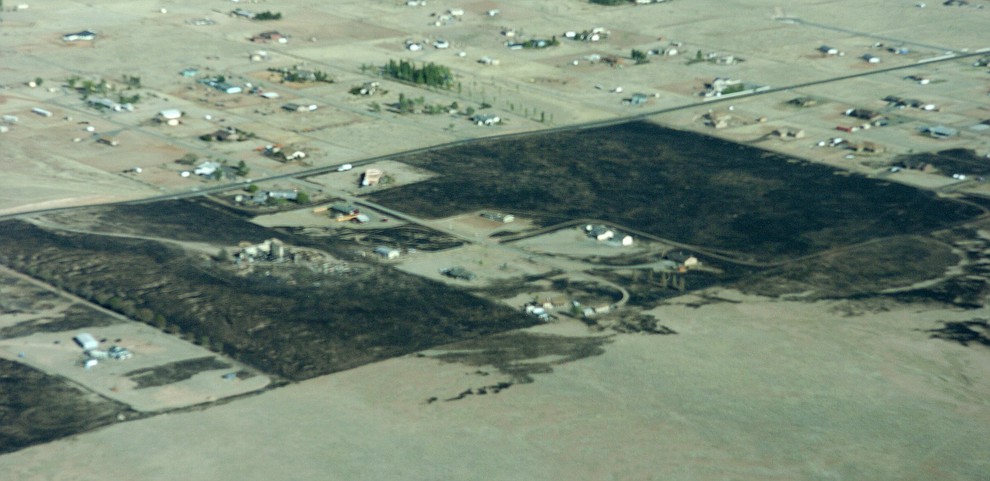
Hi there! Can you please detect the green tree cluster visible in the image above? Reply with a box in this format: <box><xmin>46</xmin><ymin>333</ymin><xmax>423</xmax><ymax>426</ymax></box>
<box><xmin>254</xmin><ymin>10</ymin><xmax>282</xmax><ymax>20</ymax></box>
<box><xmin>631</xmin><ymin>49</ymin><xmax>649</xmax><ymax>64</ymax></box>
<box><xmin>383</xmin><ymin>59</ymin><xmax>453</xmax><ymax>89</ymax></box>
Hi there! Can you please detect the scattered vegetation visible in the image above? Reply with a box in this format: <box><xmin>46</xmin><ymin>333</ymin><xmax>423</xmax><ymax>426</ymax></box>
<box><xmin>233</xmin><ymin>160</ymin><xmax>250</xmax><ymax>177</ymax></box>
<box><xmin>175</xmin><ymin>153</ymin><xmax>199</xmax><ymax>165</ymax></box>
<box><xmin>268</xmin><ymin>66</ymin><xmax>333</xmax><ymax>84</ymax></box>
<box><xmin>394</xmin><ymin>94</ymin><xmax>459</xmax><ymax>115</ymax></box>
<box><xmin>926</xmin><ymin>319</ymin><xmax>990</xmax><ymax>347</ymax></box>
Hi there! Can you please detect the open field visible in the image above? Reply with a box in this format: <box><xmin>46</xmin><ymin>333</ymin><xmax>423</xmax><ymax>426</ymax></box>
<box><xmin>1</xmin><ymin>296</ymin><xmax>988</xmax><ymax>481</ymax></box>
<box><xmin>3</xmin><ymin>0</ymin><xmax>990</xmax><ymax>479</ymax></box>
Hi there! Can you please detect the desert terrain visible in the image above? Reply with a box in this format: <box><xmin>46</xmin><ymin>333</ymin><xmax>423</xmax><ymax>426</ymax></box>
<box><xmin>1</xmin><ymin>0</ymin><xmax>989</xmax><ymax>480</ymax></box>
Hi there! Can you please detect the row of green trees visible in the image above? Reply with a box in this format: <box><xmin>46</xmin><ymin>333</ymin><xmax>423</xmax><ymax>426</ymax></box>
<box><xmin>383</xmin><ymin>59</ymin><xmax>453</xmax><ymax>89</ymax></box>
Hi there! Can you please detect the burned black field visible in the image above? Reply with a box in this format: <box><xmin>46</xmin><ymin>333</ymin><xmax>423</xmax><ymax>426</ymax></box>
<box><xmin>0</xmin><ymin>216</ymin><xmax>535</xmax><ymax>382</ymax></box>
<box><xmin>367</xmin><ymin>121</ymin><xmax>982</xmax><ymax>263</ymax></box>
<box><xmin>0</xmin><ymin>359</ymin><xmax>137</xmax><ymax>455</ymax></box>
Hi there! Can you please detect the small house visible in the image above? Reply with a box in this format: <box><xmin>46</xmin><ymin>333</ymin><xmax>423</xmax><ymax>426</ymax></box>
<box><xmin>194</xmin><ymin>161</ymin><xmax>222</xmax><ymax>176</ymax></box>
<box><xmin>267</xmin><ymin>190</ymin><xmax>298</xmax><ymax>200</ymax></box>
<box><xmin>818</xmin><ymin>45</ymin><xmax>839</xmax><ymax>55</ymax></box>
<box><xmin>215</xmin><ymin>83</ymin><xmax>242</xmax><ymax>94</ymax></box>
<box><xmin>666</xmin><ymin>251</ymin><xmax>699</xmax><ymax>268</ymax></box>
<box><xmin>63</xmin><ymin>30</ymin><xmax>97</xmax><ymax>42</ymax></box>
<box><xmin>331</xmin><ymin>203</ymin><xmax>358</xmax><ymax>215</ymax></box>
<box><xmin>851</xmin><ymin>141</ymin><xmax>885</xmax><ymax>153</ymax></box>
<box><xmin>374</xmin><ymin>246</ymin><xmax>400</xmax><ymax>259</ymax></box>
<box><xmin>232</xmin><ymin>8</ymin><xmax>255</xmax><ymax>18</ymax></box>
<box><xmin>773</xmin><ymin>128</ymin><xmax>806</xmax><ymax>140</ymax></box>
<box><xmin>586</xmin><ymin>225</ymin><xmax>614</xmax><ymax>241</ymax></box>
<box><xmin>159</xmin><ymin>109</ymin><xmax>182</xmax><ymax>120</ymax></box>
<box><xmin>921</xmin><ymin>125</ymin><xmax>958</xmax><ymax>139</ymax></box>
<box><xmin>471</xmin><ymin>114</ymin><xmax>501</xmax><ymax>126</ymax></box>
<box><xmin>252</xmin><ymin>31</ymin><xmax>285</xmax><ymax>43</ymax></box>
<box><xmin>97</xmin><ymin>136</ymin><xmax>119</xmax><ymax>147</ymax></box>
<box><xmin>74</xmin><ymin>333</ymin><xmax>99</xmax><ymax>350</ymax></box>
<box><xmin>704</xmin><ymin>111</ymin><xmax>731</xmax><ymax>129</ymax></box>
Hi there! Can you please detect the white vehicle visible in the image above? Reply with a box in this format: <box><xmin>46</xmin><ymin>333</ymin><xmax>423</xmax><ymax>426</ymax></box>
<box><xmin>337</xmin><ymin>163</ymin><xmax>353</xmax><ymax>172</ymax></box>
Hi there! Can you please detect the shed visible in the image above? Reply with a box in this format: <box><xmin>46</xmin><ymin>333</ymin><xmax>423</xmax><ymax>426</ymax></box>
<box><xmin>74</xmin><ymin>333</ymin><xmax>99</xmax><ymax>350</ymax></box>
